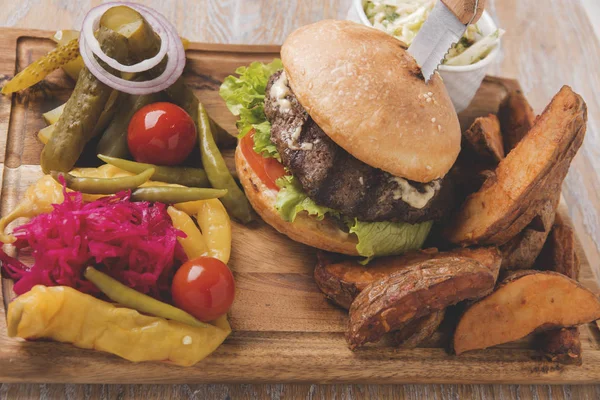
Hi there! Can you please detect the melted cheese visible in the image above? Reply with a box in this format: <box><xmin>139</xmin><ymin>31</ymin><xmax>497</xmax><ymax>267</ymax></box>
<box><xmin>270</xmin><ymin>71</ymin><xmax>292</xmax><ymax>112</ymax></box>
<box><xmin>291</xmin><ymin>125</ymin><xmax>302</xmax><ymax>142</ymax></box>
<box><xmin>391</xmin><ymin>177</ymin><xmax>440</xmax><ymax>209</ymax></box>
<box><xmin>271</xmin><ymin>72</ymin><xmax>311</xmax><ymax>151</ymax></box>
<box><xmin>286</xmin><ymin>125</ymin><xmax>313</xmax><ymax>151</ymax></box>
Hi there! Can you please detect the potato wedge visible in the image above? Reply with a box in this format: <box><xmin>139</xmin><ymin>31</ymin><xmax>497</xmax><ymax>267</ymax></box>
<box><xmin>463</xmin><ymin>114</ymin><xmax>504</xmax><ymax>164</ymax></box>
<box><xmin>346</xmin><ymin>258</ymin><xmax>495</xmax><ymax>349</ymax></box>
<box><xmin>393</xmin><ymin>310</ymin><xmax>445</xmax><ymax>349</ymax></box>
<box><xmin>453</xmin><ymin>271</ymin><xmax>600</xmax><ymax>355</ymax></box>
<box><xmin>499</xmin><ymin>195</ymin><xmax>558</xmax><ymax>270</ymax></box>
<box><xmin>447</xmin><ymin>156</ymin><xmax>495</xmax><ymax>202</ymax></box>
<box><xmin>498</xmin><ymin>90</ymin><xmax>536</xmax><ymax>153</ymax></box>
<box><xmin>445</xmin><ymin>86</ymin><xmax>587</xmax><ymax>246</ymax></box>
<box><xmin>536</xmin><ymin>213</ymin><xmax>580</xmax><ymax>279</ymax></box>
<box><xmin>315</xmin><ymin>247</ymin><xmax>502</xmax><ymax>309</ymax></box>
<box><xmin>534</xmin><ymin>213</ymin><xmax>582</xmax><ymax>364</ymax></box>
<box><xmin>536</xmin><ymin>327</ymin><xmax>582</xmax><ymax>365</ymax></box>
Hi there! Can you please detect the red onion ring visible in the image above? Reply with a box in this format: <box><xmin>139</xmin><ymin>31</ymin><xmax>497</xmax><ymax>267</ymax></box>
<box><xmin>79</xmin><ymin>2</ymin><xmax>185</xmax><ymax>95</ymax></box>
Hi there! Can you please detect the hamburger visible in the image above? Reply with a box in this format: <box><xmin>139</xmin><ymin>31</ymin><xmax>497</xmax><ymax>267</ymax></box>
<box><xmin>220</xmin><ymin>20</ymin><xmax>461</xmax><ymax>258</ymax></box>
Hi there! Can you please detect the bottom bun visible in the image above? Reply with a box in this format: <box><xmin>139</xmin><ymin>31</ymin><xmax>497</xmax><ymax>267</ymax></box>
<box><xmin>235</xmin><ymin>145</ymin><xmax>359</xmax><ymax>256</ymax></box>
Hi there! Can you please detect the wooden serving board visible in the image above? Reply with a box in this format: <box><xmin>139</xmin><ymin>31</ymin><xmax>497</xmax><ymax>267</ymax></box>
<box><xmin>1</xmin><ymin>28</ymin><xmax>599</xmax><ymax>384</ymax></box>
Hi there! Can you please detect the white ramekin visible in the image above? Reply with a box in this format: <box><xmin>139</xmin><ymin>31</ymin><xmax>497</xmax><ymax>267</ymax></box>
<box><xmin>346</xmin><ymin>0</ymin><xmax>501</xmax><ymax>112</ymax></box>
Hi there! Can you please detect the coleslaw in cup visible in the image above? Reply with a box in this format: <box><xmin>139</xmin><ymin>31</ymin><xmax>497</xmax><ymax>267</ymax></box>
<box><xmin>347</xmin><ymin>0</ymin><xmax>504</xmax><ymax>112</ymax></box>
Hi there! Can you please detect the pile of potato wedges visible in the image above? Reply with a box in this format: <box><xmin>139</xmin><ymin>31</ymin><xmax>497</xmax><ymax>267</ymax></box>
<box><xmin>314</xmin><ymin>86</ymin><xmax>599</xmax><ymax>365</ymax></box>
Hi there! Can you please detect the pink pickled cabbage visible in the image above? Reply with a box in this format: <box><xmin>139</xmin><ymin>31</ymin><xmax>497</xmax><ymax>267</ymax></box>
<box><xmin>0</xmin><ymin>188</ymin><xmax>186</xmax><ymax>298</ymax></box>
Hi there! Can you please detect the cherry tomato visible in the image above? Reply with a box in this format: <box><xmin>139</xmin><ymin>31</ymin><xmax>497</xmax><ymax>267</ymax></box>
<box><xmin>240</xmin><ymin>129</ymin><xmax>286</xmax><ymax>190</ymax></box>
<box><xmin>171</xmin><ymin>257</ymin><xmax>235</xmax><ymax>322</ymax></box>
<box><xmin>127</xmin><ymin>102</ymin><xmax>197</xmax><ymax>165</ymax></box>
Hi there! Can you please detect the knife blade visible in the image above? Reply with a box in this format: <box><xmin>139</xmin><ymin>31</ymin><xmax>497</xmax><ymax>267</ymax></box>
<box><xmin>408</xmin><ymin>0</ymin><xmax>471</xmax><ymax>82</ymax></box>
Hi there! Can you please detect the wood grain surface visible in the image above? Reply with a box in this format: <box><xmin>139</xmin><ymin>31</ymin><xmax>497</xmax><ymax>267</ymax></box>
<box><xmin>1</xmin><ymin>0</ymin><xmax>600</xmax><ymax>399</ymax></box>
<box><xmin>4</xmin><ymin>30</ymin><xmax>599</xmax><ymax>386</ymax></box>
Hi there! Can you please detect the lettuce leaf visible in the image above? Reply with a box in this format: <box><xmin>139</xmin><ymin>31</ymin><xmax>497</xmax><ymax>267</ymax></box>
<box><xmin>253</xmin><ymin>120</ymin><xmax>279</xmax><ymax>160</ymax></box>
<box><xmin>275</xmin><ymin>175</ymin><xmax>339</xmax><ymax>222</ymax></box>
<box><xmin>275</xmin><ymin>176</ymin><xmax>432</xmax><ymax>258</ymax></box>
<box><xmin>219</xmin><ymin>59</ymin><xmax>282</xmax><ymax>159</ymax></box>
<box><xmin>349</xmin><ymin>219</ymin><xmax>433</xmax><ymax>259</ymax></box>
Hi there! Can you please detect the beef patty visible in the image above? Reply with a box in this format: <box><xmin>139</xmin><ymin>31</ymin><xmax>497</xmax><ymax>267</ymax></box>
<box><xmin>264</xmin><ymin>70</ymin><xmax>453</xmax><ymax>223</ymax></box>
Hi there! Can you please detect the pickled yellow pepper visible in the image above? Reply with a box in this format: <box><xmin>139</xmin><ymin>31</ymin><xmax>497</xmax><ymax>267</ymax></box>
<box><xmin>167</xmin><ymin>206</ymin><xmax>209</xmax><ymax>260</ymax></box>
<box><xmin>8</xmin><ymin>285</ymin><xmax>231</xmax><ymax>367</ymax></box>
<box><xmin>174</xmin><ymin>199</ymin><xmax>231</xmax><ymax>263</ymax></box>
<box><xmin>0</xmin><ymin>175</ymin><xmax>64</xmax><ymax>243</ymax></box>
<box><xmin>0</xmin><ymin>166</ymin><xmax>135</xmax><ymax>243</ymax></box>
<box><xmin>194</xmin><ymin>200</ymin><xmax>231</xmax><ymax>264</ymax></box>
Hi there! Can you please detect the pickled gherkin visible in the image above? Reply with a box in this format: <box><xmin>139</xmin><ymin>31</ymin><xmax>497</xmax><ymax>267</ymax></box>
<box><xmin>100</xmin><ymin>6</ymin><xmax>159</xmax><ymax>63</ymax></box>
<box><xmin>40</xmin><ymin>27</ymin><xmax>128</xmax><ymax>173</ymax></box>
<box><xmin>2</xmin><ymin>39</ymin><xmax>80</xmax><ymax>94</ymax></box>
<box><xmin>51</xmin><ymin>30</ymin><xmax>86</xmax><ymax>80</ymax></box>
<box><xmin>39</xmin><ymin>90</ymin><xmax>120</xmax><ymax>146</ymax></box>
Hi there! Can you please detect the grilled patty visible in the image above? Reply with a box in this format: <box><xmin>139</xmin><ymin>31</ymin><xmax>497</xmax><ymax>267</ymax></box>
<box><xmin>264</xmin><ymin>70</ymin><xmax>453</xmax><ymax>223</ymax></box>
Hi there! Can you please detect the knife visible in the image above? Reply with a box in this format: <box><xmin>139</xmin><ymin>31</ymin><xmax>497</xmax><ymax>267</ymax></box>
<box><xmin>408</xmin><ymin>0</ymin><xmax>486</xmax><ymax>82</ymax></box>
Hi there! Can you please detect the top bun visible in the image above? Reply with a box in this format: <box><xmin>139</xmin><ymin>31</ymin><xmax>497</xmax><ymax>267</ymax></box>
<box><xmin>281</xmin><ymin>20</ymin><xmax>461</xmax><ymax>183</ymax></box>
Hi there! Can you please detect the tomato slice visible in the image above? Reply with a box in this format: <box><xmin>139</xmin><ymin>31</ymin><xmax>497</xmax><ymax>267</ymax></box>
<box><xmin>240</xmin><ymin>130</ymin><xmax>286</xmax><ymax>190</ymax></box>
<box><xmin>264</xmin><ymin>154</ymin><xmax>287</xmax><ymax>186</ymax></box>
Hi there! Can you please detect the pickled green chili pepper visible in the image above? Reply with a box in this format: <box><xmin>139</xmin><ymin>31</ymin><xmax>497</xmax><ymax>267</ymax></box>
<box><xmin>198</xmin><ymin>103</ymin><xmax>253</xmax><ymax>223</ymax></box>
<box><xmin>84</xmin><ymin>267</ymin><xmax>208</xmax><ymax>328</ymax></box>
<box><xmin>98</xmin><ymin>154</ymin><xmax>209</xmax><ymax>187</ymax></box>
<box><xmin>130</xmin><ymin>186</ymin><xmax>227</xmax><ymax>203</ymax></box>
<box><xmin>163</xmin><ymin>80</ymin><xmax>236</xmax><ymax>149</ymax></box>
<box><xmin>51</xmin><ymin>168</ymin><xmax>154</xmax><ymax>194</ymax></box>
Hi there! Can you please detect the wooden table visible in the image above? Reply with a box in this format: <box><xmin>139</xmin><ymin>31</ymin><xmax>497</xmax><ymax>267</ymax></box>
<box><xmin>1</xmin><ymin>0</ymin><xmax>599</xmax><ymax>398</ymax></box>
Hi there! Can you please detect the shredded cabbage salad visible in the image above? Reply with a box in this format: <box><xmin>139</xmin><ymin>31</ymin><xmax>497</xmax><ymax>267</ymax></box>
<box><xmin>363</xmin><ymin>0</ymin><xmax>504</xmax><ymax>65</ymax></box>
<box><xmin>0</xmin><ymin>186</ymin><xmax>186</xmax><ymax>298</ymax></box>
<box><xmin>220</xmin><ymin>60</ymin><xmax>433</xmax><ymax>259</ymax></box>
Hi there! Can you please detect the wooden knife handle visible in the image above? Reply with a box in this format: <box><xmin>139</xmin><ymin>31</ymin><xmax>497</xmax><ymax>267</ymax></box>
<box><xmin>441</xmin><ymin>0</ymin><xmax>486</xmax><ymax>25</ymax></box>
